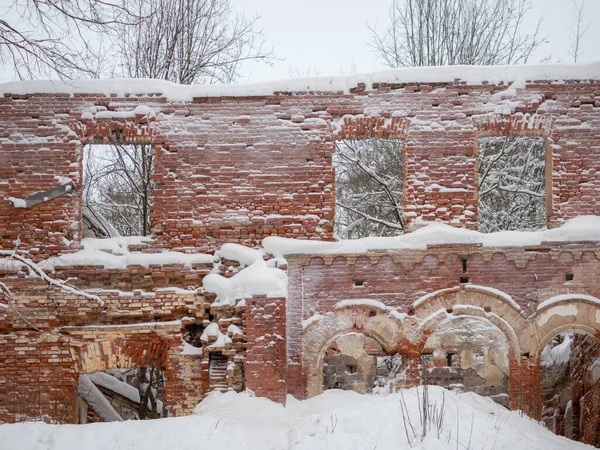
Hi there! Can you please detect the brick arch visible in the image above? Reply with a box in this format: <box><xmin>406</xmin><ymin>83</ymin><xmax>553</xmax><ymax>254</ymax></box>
<box><xmin>532</xmin><ymin>296</ymin><xmax>600</xmax><ymax>357</ymax></box>
<box><xmin>410</xmin><ymin>285</ymin><xmax>530</xmax><ymax>409</ymax></box>
<box><xmin>302</xmin><ymin>302</ymin><xmax>418</xmax><ymax>397</ymax></box>
<box><xmin>412</xmin><ymin>306</ymin><xmax>522</xmax><ymax>362</ymax></box>
<box><xmin>412</xmin><ymin>285</ymin><xmax>525</xmax><ymax>339</ymax></box>
<box><xmin>69</xmin><ymin>324</ymin><xmax>203</xmax><ymax>417</ymax></box>
<box><xmin>76</xmin><ymin>335</ymin><xmax>170</xmax><ymax>375</ymax></box>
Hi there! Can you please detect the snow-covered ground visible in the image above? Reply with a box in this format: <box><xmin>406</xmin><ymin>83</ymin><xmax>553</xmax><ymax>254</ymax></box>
<box><xmin>0</xmin><ymin>386</ymin><xmax>593</xmax><ymax>450</ymax></box>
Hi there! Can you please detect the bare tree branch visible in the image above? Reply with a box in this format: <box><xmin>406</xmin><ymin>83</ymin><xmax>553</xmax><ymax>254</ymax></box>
<box><xmin>0</xmin><ymin>251</ymin><xmax>104</xmax><ymax>306</ymax></box>
<box><xmin>368</xmin><ymin>0</ymin><xmax>545</xmax><ymax>68</ymax></box>
<box><xmin>569</xmin><ymin>0</ymin><xmax>589</xmax><ymax>63</ymax></box>
<box><xmin>1</xmin><ymin>0</ymin><xmax>140</xmax><ymax>79</ymax></box>
<box><xmin>118</xmin><ymin>0</ymin><xmax>274</xmax><ymax>84</ymax></box>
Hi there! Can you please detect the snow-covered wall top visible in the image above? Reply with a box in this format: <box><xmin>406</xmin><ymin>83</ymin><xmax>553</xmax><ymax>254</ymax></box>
<box><xmin>1</xmin><ymin>62</ymin><xmax>600</xmax><ymax>100</ymax></box>
<box><xmin>2</xmin><ymin>63</ymin><xmax>600</xmax><ymax>256</ymax></box>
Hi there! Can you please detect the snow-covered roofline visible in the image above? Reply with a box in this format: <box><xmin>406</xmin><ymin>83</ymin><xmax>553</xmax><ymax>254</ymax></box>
<box><xmin>1</xmin><ymin>61</ymin><xmax>600</xmax><ymax>101</ymax></box>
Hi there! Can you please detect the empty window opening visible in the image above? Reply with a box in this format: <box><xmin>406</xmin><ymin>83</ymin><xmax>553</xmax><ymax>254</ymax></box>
<box><xmin>421</xmin><ymin>352</ymin><xmax>434</xmax><ymax>368</ymax></box>
<box><xmin>478</xmin><ymin>136</ymin><xmax>546</xmax><ymax>233</ymax></box>
<box><xmin>446</xmin><ymin>352</ymin><xmax>459</xmax><ymax>368</ymax></box>
<box><xmin>83</xmin><ymin>143</ymin><xmax>154</xmax><ymax>237</ymax></box>
<box><xmin>353</xmin><ymin>279</ymin><xmax>365</xmax><ymax>287</ymax></box>
<box><xmin>333</xmin><ymin>139</ymin><xmax>403</xmax><ymax>239</ymax></box>
<box><xmin>565</xmin><ymin>273</ymin><xmax>574</xmax><ymax>282</ymax></box>
<box><xmin>473</xmin><ymin>351</ymin><xmax>485</xmax><ymax>366</ymax></box>
<box><xmin>460</xmin><ymin>275</ymin><xmax>470</xmax><ymax>284</ymax></box>
<box><xmin>461</xmin><ymin>257</ymin><xmax>468</xmax><ymax>273</ymax></box>
<box><xmin>76</xmin><ymin>367</ymin><xmax>166</xmax><ymax>423</ymax></box>
<box><xmin>376</xmin><ymin>354</ymin><xmax>403</xmax><ymax>378</ymax></box>
<box><xmin>346</xmin><ymin>364</ymin><xmax>358</xmax><ymax>375</ymax></box>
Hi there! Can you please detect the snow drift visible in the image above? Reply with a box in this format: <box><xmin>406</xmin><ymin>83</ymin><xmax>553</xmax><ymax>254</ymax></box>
<box><xmin>0</xmin><ymin>386</ymin><xmax>593</xmax><ymax>450</ymax></box>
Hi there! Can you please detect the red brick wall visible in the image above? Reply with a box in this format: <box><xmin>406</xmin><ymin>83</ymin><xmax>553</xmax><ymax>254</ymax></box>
<box><xmin>286</xmin><ymin>246</ymin><xmax>600</xmax><ymax>325</ymax></box>
<box><xmin>244</xmin><ymin>296</ymin><xmax>287</xmax><ymax>404</ymax></box>
<box><xmin>1</xmin><ymin>77</ymin><xmax>600</xmax><ymax>424</ymax></box>
<box><xmin>0</xmin><ymin>326</ymin><xmax>197</xmax><ymax>424</ymax></box>
<box><xmin>2</xmin><ymin>80</ymin><xmax>600</xmax><ymax>257</ymax></box>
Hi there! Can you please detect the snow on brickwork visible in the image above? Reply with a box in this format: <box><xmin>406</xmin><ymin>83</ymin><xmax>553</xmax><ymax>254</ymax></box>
<box><xmin>264</xmin><ymin>216</ymin><xmax>600</xmax><ymax>257</ymax></box>
<box><xmin>1</xmin><ymin>61</ymin><xmax>599</xmax><ymax>99</ymax></box>
<box><xmin>2</xmin><ymin>66</ymin><xmax>600</xmax><ymax>256</ymax></box>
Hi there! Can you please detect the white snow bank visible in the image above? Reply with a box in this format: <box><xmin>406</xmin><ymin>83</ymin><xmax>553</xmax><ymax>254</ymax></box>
<box><xmin>39</xmin><ymin>236</ymin><xmax>214</xmax><ymax>270</ymax></box>
<box><xmin>263</xmin><ymin>216</ymin><xmax>600</xmax><ymax>257</ymax></box>
<box><xmin>1</xmin><ymin>61</ymin><xmax>599</xmax><ymax>100</ymax></box>
<box><xmin>219</xmin><ymin>243</ymin><xmax>264</xmax><ymax>267</ymax></box>
<box><xmin>203</xmin><ymin>259</ymin><xmax>287</xmax><ymax>306</ymax></box>
<box><xmin>537</xmin><ymin>293</ymin><xmax>600</xmax><ymax>311</ymax></box>
<box><xmin>1</xmin><ymin>386</ymin><xmax>593</xmax><ymax>450</ymax></box>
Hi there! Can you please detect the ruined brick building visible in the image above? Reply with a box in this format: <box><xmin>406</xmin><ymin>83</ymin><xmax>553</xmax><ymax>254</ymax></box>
<box><xmin>0</xmin><ymin>64</ymin><xmax>599</xmax><ymax>445</ymax></box>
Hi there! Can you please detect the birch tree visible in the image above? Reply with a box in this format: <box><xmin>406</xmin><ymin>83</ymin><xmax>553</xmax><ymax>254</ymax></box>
<box><xmin>83</xmin><ymin>143</ymin><xmax>154</xmax><ymax>237</ymax></box>
<box><xmin>569</xmin><ymin>0</ymin><xmax>589</xmax><ymax>63</ymax></box>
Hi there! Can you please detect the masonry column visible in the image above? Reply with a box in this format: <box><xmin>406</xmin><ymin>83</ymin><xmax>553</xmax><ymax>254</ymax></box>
<box><xmin>244</xmin><ymin>296</ymin><xmax>287</xmax><ymax>404</ymax></box>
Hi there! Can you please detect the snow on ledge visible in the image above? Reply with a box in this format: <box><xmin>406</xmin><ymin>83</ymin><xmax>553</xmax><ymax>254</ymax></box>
<box><xmin>202</xmin><ymin>259</ymin><xmax>287</xmax><ymax>307</ymax></box>
<box><xmin>38</xmin><ymin>236</ymin><xmax>215</xmax><ymax>270</ymax></box>
<box><xmin>537</xmin><ymin>293</ymin><xmax>600</xmax><ymax>311</ymax></box>
<box><xmin>412</xmin><ymin>287</ymin><xmax>461</xmax><ymax>309</ymax></box>
<box><xmin>8</xmin><ymin>197</ymin><xmax>26</xmax><ymax>208</ymax></box>
<box><xmin>1</xmin><ymin>62</ymin><xmax>599</xmax><ymax>100</ymax></box>
<box><xmin>334</xmin><ymin>299</ymin><xmax>407</xmax><ymax>321</ymax></box>
<box><xmin>219</xmin><ymin>243</ymin><xmax>264</xmax><ymax>267</ymax></box>
<box><xmin>263</xmin><ymin>216</ymin><xmax>600</xmax><ymax>257</ymax></box>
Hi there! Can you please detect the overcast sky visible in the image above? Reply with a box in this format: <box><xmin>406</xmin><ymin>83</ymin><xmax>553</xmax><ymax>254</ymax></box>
<box><xmin>232</xmin><ymin>0</ymin><xmax>600</xmax><ymax>83</ymax></box>
<box><xmin>1</xmin><ymin>0</ymin><xmax>598</xmax><ymax>84</ymax></box>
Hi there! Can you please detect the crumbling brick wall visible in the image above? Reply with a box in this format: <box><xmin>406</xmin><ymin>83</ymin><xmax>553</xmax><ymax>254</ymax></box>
<box><xmin>2</xmin><ymin>79</ymin><xmax>600</xmax><ymax>256</ymax></box>
<box><xmin>1</xmin><ymin>74</ymin><xmax>600</xmax><ymax>427</ymax></box>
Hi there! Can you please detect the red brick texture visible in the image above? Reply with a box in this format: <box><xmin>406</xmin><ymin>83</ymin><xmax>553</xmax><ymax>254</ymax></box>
<box><xmin>1</xmin><ymin>77</ymin><xmax>600</xmax><ymax>427</ymax></box>
<box><xmin>2</xmin><ymin>80</ymin><xmax>600</xmax><ymax>256</ymax></box>
<box><xmin>244</xmin><ymin>296</ymin><xmax>287</xmax><ymax>404</ymax></box>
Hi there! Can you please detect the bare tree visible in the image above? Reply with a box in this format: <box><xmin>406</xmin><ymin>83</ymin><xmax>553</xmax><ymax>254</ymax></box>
<box><xmin>118</xmin><ymin>0</ymin><xmax>272</xmax><ymax>84</ymax></box>
<box><xmin>368</xmin><ymin>0</ymin><xmax>545</xmax><ymax>68</ymax></box>
<box><xmin>84</xmin><ymin>142</ymin><xmax>154</xmax><ymax>236</ymax></box>
<box><xmin>0</xmin><ymin>0</ymin><xmax>137</xmax><ymax>79</ymax></box>
<box><xmin>334</xmin><ymin>139</ymin><xmax>404</xmax><ymax>239</ymax></box>
<box><xmin>569</xmin><ymin>0</ymin><xmax>589</xmax><ymax>63</ymax></box>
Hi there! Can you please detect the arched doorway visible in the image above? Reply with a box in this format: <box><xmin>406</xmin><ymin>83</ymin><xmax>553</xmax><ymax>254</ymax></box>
<box><xmin>76</xmin><ymin>366</ymin><xmax>167</xmax><ymax>423</ymax></box>
<box><xmin>322</xmin><ymin>332</ymin><xmax>410</xmax><ymax>394</ymax></box>
<box><xmin>421</xmin><ymin>315</ymin><xmax>511</xmax><ymax>407</ymax></box>
<box><xmin>540</xmin><ymin>330</ymin><xmax>600</xmax><ymax>446</ymax></box>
